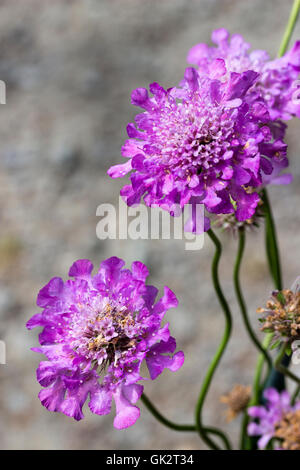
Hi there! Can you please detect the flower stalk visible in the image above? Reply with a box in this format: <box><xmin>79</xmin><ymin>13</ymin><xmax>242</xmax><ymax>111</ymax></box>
<box><xmin>275</xmin><ymin>343</ymin><xmax>300</xmax><ymax>385</ymax></box>
<box><xmin>262</xmin><ymin>189</ymin><xmax>283</xmax><ymax>292</ymax></box>
<box><xmin>234</xmin><ymin>227</ymin><xmax>272</xmax><ymax>370</ymax></box>
<box><xmin>141</xmin><ymin>393</ymin><xmax>231</xmax><ymax>449</ymax></box>
<box><xmin>195</xmin><ymin>229</ymin><xmax>232</xmax><ymax>450</ymax></box>
<box><xmin>278</xmin><ymin>0</ymin><xmax>300</xmax><ymax>58</ymax></box>
<box><xmin>141</xmin><ymin>394</ymin><xmax>196</xmax><ymax>432</ymax></box>
<box><xmin>234</xmin><ymin>227</ymin><xmax>273</xmax><ymax>449</ymax></box>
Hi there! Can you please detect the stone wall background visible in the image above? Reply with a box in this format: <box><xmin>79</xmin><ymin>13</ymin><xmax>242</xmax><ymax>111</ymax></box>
<box><xmin>0</xmin><ymin>0</ymin><xmax>299</xmax><ymax>450</ymax></box>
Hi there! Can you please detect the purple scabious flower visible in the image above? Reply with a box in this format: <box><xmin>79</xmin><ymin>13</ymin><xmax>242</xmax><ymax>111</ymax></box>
<box><xmin>187</xmin><ymin>28</ymin><xmax>300</xmax><ymax>121</ymax></box>
<box><xmin>26</xmin><ymin>257</ymin><xmax>184</xmax><ymax>428</ymax></box>
<box><xmin>248</xmin><ymin>388</ymin><xmax>300</xmax><ymax>449</ymax></box>
<box><xmin>108</xmin><ymin>66</ymin><xmax>289</xmax><ymax>231</ymax></box>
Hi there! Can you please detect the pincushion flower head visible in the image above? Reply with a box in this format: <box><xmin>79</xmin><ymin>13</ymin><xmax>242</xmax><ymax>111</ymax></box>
<box><xmin>26</xmin><ymin>257</ymin><xmax>184</xmax><ymax>428</ymax></box>
<box><xmin>108</xmin><ymin>65</ymin><xmax>290</xmax><ymax>232</ymax></box>
<box><xmin>257</xmin><ymin>276</ymin><xmax>300</xmax><ymax>346</ymax></box>
<box><xmin>248</xmin><ymin>388</ymin><xmax>300</xmax><ymax>450</ymax></box>
<box><xmin>187</xmin><ymin>28</ymin><xmax>300</xmax><ymax>121</ymax></box>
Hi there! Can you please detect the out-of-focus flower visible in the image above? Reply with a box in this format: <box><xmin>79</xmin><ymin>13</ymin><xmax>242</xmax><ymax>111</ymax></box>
<box><xmin>248</xmin><ymin>388</ymin><xmax>300</xmax><ymax>450</ymax></box>
<box><xmin>257</xmin><ymin>277</ymin><xmax>300</xmax><ymax>346</ymax></box>
<box><xmin>108</xmin><ymin>65</ymin><xmax>290</xmax><ymax>232</ymax></box>
<box><xmin>220</xmin><ymin>384</ymin><xmax>251</xmax><ymax>422</ymax></box>
<box><xmin>187</xmin><ymin>28</ymin><xmax>300</xmax><ymax>121</ymax></box>
<box><xmin>26</xmin><ymin>258</ymin><xmax>184</xmax><ymax>428</ymax></box>
<box><xmin>274</xmin><ymin>409</ymin><xmax>300</xmax><ymax>450</ymax></box>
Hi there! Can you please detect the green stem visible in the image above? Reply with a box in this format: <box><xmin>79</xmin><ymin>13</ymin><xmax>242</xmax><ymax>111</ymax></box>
<box><xmin>262</xmin><ymin>189</ymin><xmax>282</xmax><ymax>291</ymax></box>
<box><xmin>240</xmin><ymin>333</ymin><xmax>273</xmax><ymax>449</ymax></box>
<box><xmin>194</xmin><ymin>229</ymin><xmax>233</xmax><ymax>450</ymax></box>
<box><xmin>141</xmin><ymin>393</ymin><xmax>231</xmax><ymax>449</ymax></box>
<box><xmin>253</xmin><ymin>333</ymin><xmax>274</xmax><ymax>399</ymax></box>
<box><xmin>275</xmin><ymin>343</ymin><xmax>300</xmax><ymax>384</ymax></box>
<box><xmin>278</xmin><ymin>0</ymin><xmax>300</xmax><ymax>57</ymax></box>
<box><xmin>292</xmin><ymin>384</ymin><xmax>300</xmax><ymax>404</ymax></box>
<box><xmin>141</xmin><ymin>394</ymin><xmax>195</xmax><ymax>432</ymax></box>
<box><xmin>234</xmin><ymin>228</ymin><xmax>272</xmax><ymax>371</ymax></box>
<box><xmin>258</xmin><ymin>189</ymin><xmax>281</xmax><ymax>402</ymax></box>
<box><xmin>234</xmin><ymin>228</ymin><xmax>272</xmax><ymax>449</ymax></box>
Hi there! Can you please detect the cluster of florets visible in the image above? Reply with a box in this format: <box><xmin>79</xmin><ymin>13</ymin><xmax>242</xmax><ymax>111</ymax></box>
<box><xmin>109</xmin><ymin>66</ymin><xmax>289</xmax><ymax>232</ymax></box>
<box><xmin>257</xmin><ymin>277</ymin><xmax>300</xmax><ymax>345</ymax></box>
<box><xmin>188</xmin><ymin>28</ymin><xmax>300</xmax><ymax>121</ymax></box>
<box><xmin>248</xmin><ymin>388</ymin><xmax>300</xmax><ymax>450</ymax></box>
<box><xmin>26</xmin><ymin>257</ymin><xmax>184</xmax><ymax>428</ymax></box>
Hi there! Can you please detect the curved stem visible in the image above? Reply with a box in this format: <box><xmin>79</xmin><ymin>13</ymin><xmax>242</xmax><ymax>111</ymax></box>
<box><xmin>205</xmin><ymin>428</ymin><xmax>231</xmax><ymax>450</ymax></box>
<box><xmin>278</xmin><ymin>0</ymin><xmax>300</xmax><ymax>57</ymax></box>
<box><xmin>255</xmin><ymin>333</ymin><xmax>274</xmax><ymax>395</ymax></box>
<box><xmin>234</xmin><ymin>227</ymin><xmax>272</xmax><ymax>449</ymax></box>
<box><xmin>141</xmin><ymin>393</ymin><xmax>231</xmax><ymax>449</ymax></box>
<box><xmin>194</xmin><ymin>229</ymin><xmax>233</xmax><ymax>450</ymax></box>
<box><xmin>234</xmin><ymin>228</ymin><xmax>272</xmax><ymax>371</ymax></box>
<box><xmin>141</xmin><ymin>393</ymin><xmax>195</xmax><ymax>432</ymax></box>
<box><xmin>240</xmin><ymin>333</ymin><xmax>273</xmax><ymax>449</ymax></box>
<box><xmin>275</xmin><ymin>343</ymin><xmax>300</xmax><ymax>384</ymax></box>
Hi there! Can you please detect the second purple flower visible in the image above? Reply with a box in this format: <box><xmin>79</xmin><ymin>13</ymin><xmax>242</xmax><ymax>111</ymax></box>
<box><xmin>26</xmin><ymin>257</ymin><xmax>184</xmax><ymax>429</ymax></box>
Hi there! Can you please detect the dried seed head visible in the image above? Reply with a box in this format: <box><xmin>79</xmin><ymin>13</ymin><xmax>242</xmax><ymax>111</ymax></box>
<box><xmin>275</xmin><ymin>409</ymin><xmax>300</xmax><ymax>450</ymax></box>
<box><xmin>258</xmin><ymin>289</ymin><xmax>300</xmax><ymax>343</ymax></box>
<box><xmin>220</xmin><ymin>384</ymin><xmax>251</xmax><ymax>422</ymax></box>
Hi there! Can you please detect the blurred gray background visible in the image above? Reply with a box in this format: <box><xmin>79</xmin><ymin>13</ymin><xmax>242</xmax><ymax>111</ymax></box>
<box><xmin>0</xmin><ymin>0</ymin><xmax>299</xmax><ymax>450</ymax></box>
